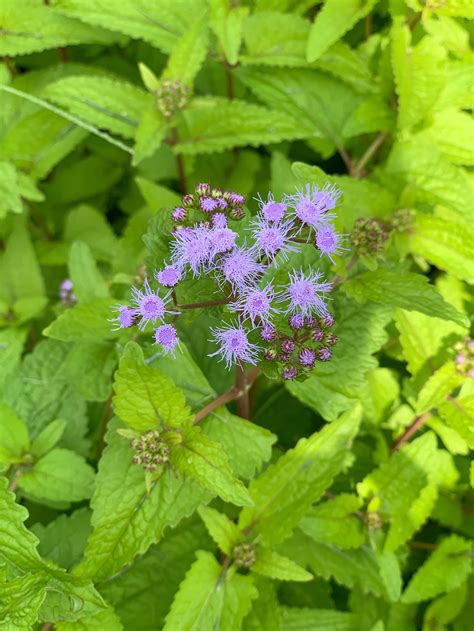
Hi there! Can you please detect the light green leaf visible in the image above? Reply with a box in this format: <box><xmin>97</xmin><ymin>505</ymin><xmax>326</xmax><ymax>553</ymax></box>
<box><xmin>162</xmin><ymin>18</ymin><xmax>208</xmax><ymax>86</ymax></box>
<box><xmin>68</xmin><ymin>241</ymin><xmax>109</xmax><ymax>303</ymax></box>
<box><xmin>423</xmin><ymin>583</ymin><xmax>468</xmax><ymax>631</ymax></box>
<box><xmin>30</xmin><ymin>419</ymin><xmax>66</xmax><ymax>458</ymax></box>
<box><xmin>220</xmin><ymin>571</ymin><xmax>258</xmax><ymax>631</ymax></box>
<box><xmin>314</xmin><ymin>41</ymin><xmax>377</xmax><ymax>95</ymax></box>
<box><xmin>409</xmin><ymin>210</ymin><xmax>474</xmax><ymax>282</ymax></box>
<box><xmin>43</xmin><ymin>298</ymin><xmax>118</xmax><ymax>342</ymax></box>
<box><xmin>171</xmin><ymin>426</ymin><xmax>252</xmax><ymax>507</ymax></box>
<box><xmin>0</xmin><ymin>573</ymin><xmax>47</xmax><ymax>630</ymax></box>
<box><xmin>55</xmin><ymin>607</ymin><xmax>124</xmax><ymax>631</ymax></box>
<box><xmin>198</xmin><ymin>506</ymin><xmax>242</xmax><ymax>554</ymax></box>
<box><xmin>64</xmin><ymin>341</ymin><xmax>116</xmax><ymax>402</ymax></box>
<box><xmin>176</xmin><ymin>97</ymin><xmax>311</xmax><ymax>154</ymax></box>
<box><xmin>19</xmin><ymin>448</ymin><xmax>95</xmax><ymax>503</ymax></box>
<box><xmin>307</xmin><ymin>0</ymin><xmax>377</xmax><ymax>62</ymax></box>
<box><xmin>437</xmin><ymin>0</ymin><xmax>474</xmax><ymax>18</ymax></box>
<box><xmin>420</xmin><ymin>108</ymin><xmax>474</xmax><ymax>166</ymax></box>
<box><xmin>0</xmin><ymin>160</ymin><xmax>22</xmax><ymax>217</ymax></box>
<box><xmin>242</xmin><ymin>576</ymin><xmax>280</xmax><ymax>631</ymax></box>
<box><xmin>239</xmin><ymin>405</ymin><xmax>361</xmax><ymax>545</ymax></box>
<box><xmin>0</xmin><ymin>328</ymin><xmax>27</xmax><ymax>391</ymax></box>
<box><xmin>438</xmin><ymin>395</ymin><xmax>474</xmax><ymax>449</ymax></box>
<box><xmin>299</xmin><ymin>494</ymin><xmax>365</xmax><ymax>549</ymax></box>
<box><xmin>64</xmin><ymin>205</ymin><xmax>118</xmax><ymax>263</ymax></box>
<box><xmin>280</xmin><ymin>606</ymin><xmax>359</xmax><ymax>631</ymax></box>
<box><xmin>133</xmin><ymin>107</ymin><xmax>169</xmax><ymax>166</ymax></box>
<box><xmin>209</xmin><ymin>0</ymin><xmax>249</xmax><ymax>65</ymax></box>
<box><xmin>423</xmin><ymin>14</ymin><xmax>469</xmax><ymax>54</ymax></box>
<box><xmin>138</xmin><ymin>62</ymin><xmax>160</xmax><ymax>92</ymax></box>
<box><xmin>415</xmin><ymin>362</ymin><xmax>463</xmax><ymax>414</ymax></box>
<box><xmin>253</xmin><ymin>548</ymin><xmax>313</xmax><ymax>582</ymax></box>
<box><xmin>402</xmin><ymin>536</ymin><xmax>472</xmax><ymax>603</ymax></box>
<box><xmin>0</xmin><ymin>404</ymin><xmax>29</xmax><ymax>464</ymax></box>
<box><xmin>113</xmin><ymin>346</ymin><xmax>193</xmax><ymax>431</ymax></box>
<box><xmin>343</xmin><ymin>268</ymin><xmax>468</xmax><ymax>327</ymax></box>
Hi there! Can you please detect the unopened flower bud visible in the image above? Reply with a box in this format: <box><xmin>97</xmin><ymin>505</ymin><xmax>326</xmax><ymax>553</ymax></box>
<box><xmin>230</xmin><ymin>206</ymin><xmax>245</xmax><ymax>220</ymax></box>
<box><xmin>282</xmin><ymin>366</ymin><xmax>298</xmax><ymax>380</ymax></box>
<box><xmin>281</xmin><ymin>339</ymin><xmax>295</xmax><ymax>354</ymax></box>
<box><xmin>264</xmin><ymin>348</ymin><xmax>277</xmax><ymax>361</ymax></box>
<box><xmin>171</xmin><ymin>207</ymin><xmax>187</xmax><ymax>222</ymax></box>
<box><xmin>319</xmin><ymin>347</ymin><xmax>332</xmax><ymax>361</ymax></box>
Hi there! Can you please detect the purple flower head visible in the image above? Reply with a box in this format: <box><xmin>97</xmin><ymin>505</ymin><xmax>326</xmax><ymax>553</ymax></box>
<box><xmin>228</xmin><ymin>192</ymin><xmax>245</xmax><ymax>206</ymax></box>
<box><xmin>299</xmin><ymin>347</ymin><xmax>316</xmax><ymax>368</ymax></box>
<box><xmin>216</xmin><ymin>197</ymin><xmax>228</xmax><ymax>210</ymax></box>
<box><xmin>315</xmin><ymin>224</ymin><xmax>346</xmax><ymax>263</ymax></box>
<box><xmin>289</xmin><ymin>313</ymin><xmax>305</xmax><ymax>330</ymax></box>
<box><xmin>314</xmin><ymin>183</ymin><xmax>341</xmax><ymax>211</ymax></box>
<box><xmin>312</xmin><ymin>328</ymin><xmax>325</xmax><ymax>342</ymax></box>
<box><xmin>219</xmin><ymin>246</ymin><xmax>265</xmax><ymax>289</ymax></box>
<box><xmin>256</xmin><ymin>193</ymin><xmax>286</xmax><ymax>223</ymax></box>
<box><xmin>250</xmin><ymin>215</ymin><xmax>297</xmax><ymax>265</ymax></box>
<box><xmin>171</xmin><ymin>225</ymin><xmax>213</xmax><ymax>275</ymax></box>
<box><xmin>60</xmin><ymin>279</ymin><xmax>73</xmax><ymax>293</ymax></box>
<box><xmin>282</xmin><ymin>366</ymin><xmax>298</xmax><ymax>380</ymax></box>
<box><xmin>319</xmin><ymin>347</ymin><xmax>332</xmax><ymax>361</ymax></box>
<box><xmin>154</xmin><ymin>324</ymin><xmax>179</xmax><ymax>356</ymax></box>
<box><xmin>211</xmin><ymin>227</ymin><xmax>238</xmax><ymax>255</ymax></box>
<box><xmin>281</xmin><ymin>339</ymin><xmax>295</xmax><ymax>354</ymax></box>
<box><xmin>230</xmin><ymin>206</ymin><xmax>245</xmax><ymax>220</ymax></box>
<box><xmin>211</xmin><ymin>212</ymin><xmax>228</xmax><ymax>228</ymax></box>
<box><xmin>260</xmin><ymin>324</ymin><xmax>276</xmax><ymax>341</ymax></box>
<box><xmin>201</xmin><ymin>196</ymin><xmax>219</xmax><ymax>213</ymax></box>
<box><xmin>172</xmin><ymin>207</ymin><xmax>187</xmax><ymax>222</ymax></box>
<box><xmin>131</xmin><ymin>278</ymin><xmax>171</xmax><ymax>330</ymax></box>
<box><xmin>196</xmin><ymin>182</ymin><xmax>211</xmax><ymax>196</ymax></box>
<box><xmin>326</xmin><ymin>333</ymin><xmax>338</xmax><ymax>346</ymax></box>
<box><xmin>323</xmin><ymin>314</ymin><xmax>334</xmax><ymax>328</ymax></box>
<box><xmin>155</xmin><ymin>264</ymin><xmax>181</xmax><ymax>287</ymax></box>
<box><xmin>281</xmin><ymin>269</ymin><xmax>332</xmax><ymax>317</ymax></box>
<box><xmin>110</xmin><ymin>305</ymin><xmax>135</xmax><ymax>330</ymax></box>
<box><xmin>285</xmin><ymin>183</ymin><xmax>339</xmax><ymax>235</ymax></box>
<box><xmin>209</xmin><ymin>323</ymin><xmax>260</xmax><ymax>369</ymax></box>
<box><xmin>232</xmin><ymin>283</ymin><xmax>277</xmax><ymax>326</ymax></box>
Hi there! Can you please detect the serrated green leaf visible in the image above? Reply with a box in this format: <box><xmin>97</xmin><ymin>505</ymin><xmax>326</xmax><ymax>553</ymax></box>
<box><xmin>64</xmin><ymin>205</ymin><xmax>118</xmax><ymax>263</ymax></box>
<box><xmin>198</xmin><ymin>506</ymin><xmax>242</xmax><ymax>554</ymax></box>
<box><xmin>420</xmin><ymin>108</ymin><xmax>474</xmax><ymax>166</ymax></box>
<box><xmin>343</xmin><ymin>268</ymin><xmax>468</xmax><ymax>327</ymax></box>
<box><xmin>314</xmin><ymin>40</ymin><xmax>377</xmax><ymax>95</ymax></box>
<box><xmin>43</xmin><ymin>298</ymin><xmax>118</xmax><ymax>342</ymax></box>
<box><xmin>30</xmin><ymin>419</ymin><xmax>66</xmax><ymax>458</ymax></box>
<box><xmin>280</xmin><ymin>606</ymin><xmax>359</xmax><ymax>631</ymax></box>
<box><xmin>0</xmin><ymin>404</ymin><xmax>29</xmax><ymax>464</ymax></box>
<box><xmin>0</xmin><ymin>573</ymin><xmax>47</xmax><ymax>630</ymax></box>
<box><xmin>162</xmin><ymin>18</ymin><xmax>208</xmax><ymax>86</ymax></box>
<box><xmin>68</xmin><ymin>241</ymin><xmax>109</xmax><ymax>303</ymax></box>
<box><xmin>437</xmin><ymin>0</ymin><xmax>474</xmax><ymax>18</ymax></box>
<box><xmin>176</xmin><ymin>97</ymin><xmax>310</xmax><ymax>154</ymax></box>
<box><xmin>220</xmin><ymin>571</ymin><xmax>258</xmax><ymax>631</ymax></box>
<box><xmin>253</xmin><ymin>548</ymin><xmax>313</xmax><ymax>582</ymax></box>
<box><xmin>0</xmin><ymin>328</ymin><xmax>27</xmax><ymax>392</ymax></box>
<box><xmin>239</xmin><ymin>405</ymin><xmax>361</xmax><ymax>545</ymax></box>
<box><xmin>133</xmin><ymin>107</ymin><xmax>169</xmax><ymax>166</ymax></box>
<box><xmin>171</xmin><ymin>426</ymin><xmax>252</xmax><ymax>507</ymax></box>
<box><xmin>415</xmin><ymin>362</ymin><xmax>463</xmax><ymax>414</ymax></box>
<box><xmin>438</xmin><ymin>395</ymin><xmax>474</xmax><ymax>449</ymax></box>
<box><xmin>64</xmin><ymin>341</ymin><xmax>116</xmax><ymax>402</ymax></box>
<box><xmin>299</xmin><ymin>494</ymin><xmax>365</xmax><ymax>549</ymax></box>
<box><xmin>138</xmin><ymin>63</ymin><xmax>160</xmax><ymax>92</ymax></box>
<box><xmin>423</xmin><ymin>583</ymin><xmax>468</xmax><ymax>631</ymax></box>
<box><xmin>113</xmin><ymin>349</ymin><xmax>192</xmax><ymax>430</ymax></box>
<box><xmin>0</xmin><ymin>160</ymin><xmax>22</xmax><ymax>217</ymax></box>
<box><xmin>402</xmin><ymin>535</ymin><xmax>472</xmax><ymax>603</ymax></box>
<box><xmin>307</xmin><ymin>0</ymin><xmax>377</xmax><ymax>62</ymax></box>
<box><xmin>55</xmin><ymin>607</ymin><xmax>124</xmax><ymax>631</ymax></box>
<box><xmin>209</xmin><ymin>0</ymin><xmax>249</xmax><ymax>65</ymax></box>
<box><xmin>19</xmin><ymin>448</ymin><xmax>95</xmax><ymax>503</ymax></box>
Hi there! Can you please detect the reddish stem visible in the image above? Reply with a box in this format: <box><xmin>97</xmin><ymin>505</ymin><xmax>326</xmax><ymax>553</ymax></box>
<box><xmin>390</xmin><ymin>412</ymin><xmax>431</xmax><ymax>453</ymax></box>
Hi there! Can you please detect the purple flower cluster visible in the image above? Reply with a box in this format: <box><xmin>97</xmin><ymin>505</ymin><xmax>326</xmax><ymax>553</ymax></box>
<box><xmin>111</xmin><ymin>182</ymin><xmax>343</xmax><ymax>379</ymax></box>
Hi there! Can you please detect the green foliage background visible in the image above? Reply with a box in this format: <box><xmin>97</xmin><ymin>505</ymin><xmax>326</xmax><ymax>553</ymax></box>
<box><xmin>0</xmin><ymin>0</ymin><xmax>473</xmax><ymax>629</ymax></box>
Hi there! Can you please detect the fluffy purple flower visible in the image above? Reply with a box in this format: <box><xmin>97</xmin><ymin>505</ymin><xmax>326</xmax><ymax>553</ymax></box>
<box><xmin>131</xmin><ymin>279</ymin><xmax>170</xmax><ymax>329</ymax></box>
<box><xmin>250</xmin><ymin>215</ymin><xmax>297</xmax><ymax>264</ymax></box>
<box><xmin>209</xmin><ymin>324</ymin><xmax>260</xmax><ymax>369</ymax></box>
<box><xmin>154</xmin><ymin>324</ymin><xmax>179</xmax><ymax>356</ymax></box>
<box><xmin>319</xmin><ymin>347</ymin><xmax>332</xmax><ymax>361</ymax></box>
<box><xmin>257</xmin><ymin>193</ymin><xmax>286</xmax><ymax>223</ymax></box>
<box><xmin>211</xmin><ymin>227</ymin><xmax>238</xmax><ymax>255</ymax></box>
<box><xmin>201</xmin><ymin>197</ymin><xmax>219</xmax><ymax>212</ymax></box>
<box><xmin>232</xmin><ymin>283</ymin><xmax>277</xmax><ymax>326</ymax></box>
<box><xmin>282</xmin><ymin>269</ymin><xmax>332</xmax><ymax>317</ymax></box>
<box><xmin>260</xmin><ymin>324</ymin><xmax>276</xmax><ymax>341</ymax></box>
<box><xmin>219</xmin><ymin>247</ymin><xmax>265</xmax><ymax>289</ymax></box>
<box><xmin>155</xmin><ymin>264</ymin><xmax>181</xmax><ymax>287</ymax></box>
<box><xmin>285</xmin><ymin>183</ymin><xmax>339</xmax><ymax>234</ymax></box>
<box><xmin>315</xmin><ymin>224</ymin><xmax>345</xmax><ymax>263</ymax></box>
<box><xmin>172</xmin><ymin>207</ymin><xmax>187</xmax><ymax>222</ymax></box>
<box><xmin>216</xmin><ymin>197</ymin><xmax>228</xmax><ymax>210</ymax></box>
<box><xmin>299</xmin><ymin>348</ymin><xmax>316</xmax><ymax>368</ymax></box>
<box><xmin>289</xmin><ymin>313</ymin><xmax>305</xmax><ymax>330</ymax></box>
<box><xmin>110</xmin><ymin>305</ymin><xmax>135</xmax><ymax>330</ymax></box>
<box><xmin>212</xmin><ymin>212</ymin><xmax>228</xmax><ymax>228</ymax></box>
<box><xmin>171</xmin><ymin>225</ymin><xmax>213</xmax><ymax>275</ymax></box>
<box><xmin>282</xmin><ymin>366</ymin><xmax>298</xmax><ymax>380</ymax></box>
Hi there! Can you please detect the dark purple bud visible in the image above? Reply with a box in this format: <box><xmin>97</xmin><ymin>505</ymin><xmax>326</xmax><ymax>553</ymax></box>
<box><xmin>282</xmin><ymin>366</ymin><xmax>298</xmax><ymax>380</ymax></box>
<box><xmin>182</xmin><ymin>194</ymin><xmax>194</xmax><ymax>206</ymax></box>
<box><xmin>141</xmin><ymin>453</ymin><xmax>151</xmax><ymax>463</ymax></box>
<box><xmin>228</xmin><ymin>192</ymin><xmax>245</xmax><ymax>206</ymax></box>
<box><xmin>319</xmin><ymin>347</ymin><xmax>332</xmax><ymax>361</ymax></box>
<box><xmin>299</xmin><ymin>347</ymin><xmax>316</xmax><ymax>368</ymax></box>
<box><xmin>196</xmin><ymin>182</ymin><xmax>210</xmax><ymax>196</ymax></box>
<box><xmin>131</xmin><ymin>455</ymin><xmax>140</xmax><ymax>465</ymax></box>
<box><xmin>312</xmin><ymin>328</ymin><xmax>324</xmax><ymax>342</ymax></box>
<box><xmin>264</xmin><ymin>348</ymin><xmax>277</xmax><ymax>361</ymax></box>
<box><xmin>326</xmin><ymin>333</ymin><xmax>338</xmax><ymax>346</ymax></box>
<box><xmin>281</xmin><ymin>339</ymin><xmax>296</xmax><ymax>354</ymax></box>
<box><xmin>289</xmin><ymin>314</ymin><xmax>305</xmax><ymax>330</ymax></box>
<box><xmin>260</xmin><ymin>324</ymin><xmax>276</xmax><ymax>341</ymax></box>
<box><xmin>279</xmin><ymin>353</ymin><xmax>291</xmax><ymax>363</ymax></box>
<box><xmin>305</xmin><ymin>317</ymin><xmax>317</xmax><ymax>328</ymax></box>
<box><xmin>147</xmin><ymin>464</ymin><xmax>157</xmax><ymax>473</ymax></box>
<box><xmin>230</xmin><ymin>206</ymin><xmax>245</xmax><ymax>220</ymax></box>
<box><xmin>323</xmin><ymin>314</ymin><xmax>334</xmax><ymax>328</ymax></box>
<box><xmin>171</xmin><ymin>206</ymin><xmax>187</xmax><ymax>222</ymax></box>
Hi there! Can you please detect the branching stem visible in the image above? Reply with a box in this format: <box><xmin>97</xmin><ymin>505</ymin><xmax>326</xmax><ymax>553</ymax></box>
<box><xmin>390</xmin><ymin>412</ymin><xmax>432</xmax><ymax>452</ymax></box>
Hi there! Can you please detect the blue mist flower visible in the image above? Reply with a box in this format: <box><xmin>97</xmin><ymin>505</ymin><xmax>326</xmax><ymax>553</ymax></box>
<box><xmin>281</xmin><ymin>269</ymin><xmax>332</xmax><ymax>317</ymax></box>
<box><xmin>209</xmin><ymin>323</ymin><xmax>260</xmax><ymax>369</ymax></box>
<box><xmin>131</xmin><ymin>279</ymin><xmax>171</xmax><ymax>329</ymax></box>
<box><xmin>154</xmin><ymin>323</ymin><xmax>180</xmax><ymax>356</ymax></box>
<box><xmin>250</xmin><ymin>215</ymin><xmax>297</xmax><ymax>265</ymax></box>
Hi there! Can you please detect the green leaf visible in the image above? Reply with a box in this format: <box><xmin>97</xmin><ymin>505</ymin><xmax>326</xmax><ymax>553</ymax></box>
<box><xmin>220</xmin><ymin>571</ymin><xmax>258</xmax><ymax>630</ymax></box>
<box><xmin>163</xmin><ymin>551</ymin><xmax>224</xmax><ymax>631</ymax></box>
<box><xmin>253</xmin><ymin>548</ymin><xmax>313</xmax><ymax>582</ymax></box>
<box><xmin>402</xmin><ymin>535</ymin><xmax>472</xmax><ymax>603</ymax></box>
<box><xmin>55</xmin><ymin>607</ymin><xmax>124</xmax><ymax>631</ymax></box>
<box><xmin>0</xmin><ymin>327</ymin><xmax>27</xmax><ymax>391</ymax></box>
<box><xmin>64</xmin><ymin>205</ymin><xmax>118</xmax><ymax>263</ymax></box>
<box><xmin>43</xmin><ymin>75</ymin><xmax>150</xmax><ymax>139</ymax></box>
<box><xmin>238</xmin><ymin>405</ymin><xmax>362</xmax><ymax>545</ymax></box>
<box><xmin>437</xmin><ymin>0</ymin><xmax>474</xmax><ymax>18</ymax></box>
<box><xmin>113</xmin><ymin>346</ymin><xmax>193</xmax><ymax>431</ymax></box>
<box><xmin>43</xmin><ymin>298</ymin><xmax>119</xmax><ymax>342</ymax></box>
<box><xmin>19</xmin><ymin>448</ymin><xmax>95</xmax><ymax>503</ymax></box>
<box><xmin>64</xmin><ymin>341</ymin><xmax>116</xmax><ymax>402</ymax></box>
<box><xmin>423</xmin><ymin>583</ymin><xmax>468</xmax><ymax>631</ymax></box>
<box><xmin>438</xmin><ymin>394</ymin><xmax>474</xmax><ymax>449</ymax></box>
<box><xmin>198</xmin><ymin>506</ymin><xmax>242</xmax><ymax>554</ymax></box>
<box><xmin>0</xmin><ymin>160</ymin><xmax>22</xmax><ymax>217</ymax></box>
<box><xmin>162</xmin><ymin>18</ymin><xmax>208</xmax><ymax>86</ymax></box>
<box><xmin>314</xmin><ymin>41</ymin><xmax>377</xmax><ymax>95</ymax></box>
<box><xmin>299</xmin><ymin>494</ymin><xmax>365</xmax><ymax>549</ymax></box>
<box><xmin>0</xmin><ymin>404</ymin><xmax>29</xmax><ymax>464</ymax></box>
<box><xmin>420</xmin><ymin>108</ymin><xmax>474</xmax><ymax>166</ymax></box>
<box><xmin>0</xmin><ymin>573</ymin><xmax>47</xmax><ymax>630</ymax></box>
<box><xmin>133</xmin><ymin>107</ymin><xmax>169</xmax><ymax>166</ymax></box>
<box><xmin>242</xmin><ymin>577</ymin><xmax>280</xmax><ymax>631</ymax></box>
<box><xmin>30</xmin><ymin>419</ymin><xmax>66</xmax><ymax>458</ymax></box>
<box><xmin>307</xmin><ymin>0</ymin><xmax>377</xmax><ymax>62</ymax></box>
<box><xmin>171</xmin><ymin>426</ymin><xmax>252</xmax><ymax>507</ymax></box>
<box><xmin>343</xmin><ymin>268</ymin><xmax>468</xmax><ymax>327</ymax></box>
<box><xmin>209</xmin><ymin>0</ymin><xmax>249</xmax><ymax>65</ymax></box>
<box><xmin>68</xmin><ymin>241</ymin><xmax>109</xmax><ymax>303</ymax></box>
<box><xmin>391</xmin><ymin>28</ymin><xmax>446</xmax><ymax>129</ymax></box>
<box><xmin>409</xmin><ymin>210</ymin><xmax>474</xmax><ymax>283</ymax></box>
<box><xmin>176</xmin><ymin>97</ymin><xmax>311</xmax><ymax>154</ymax></box>
<box><xmin>76</xmin><ymin>420</ymin><xmax>209</xmax><ymax>581</ymax></box>
<box><xmin>280</xmin><ymin>606</ymin><xmax>359</xmax><ymax>631</ymax></box>
<box><xmin>415</xmin><ymin>362</ymin><xmax>463</xmax><ymax>414</ymax></box>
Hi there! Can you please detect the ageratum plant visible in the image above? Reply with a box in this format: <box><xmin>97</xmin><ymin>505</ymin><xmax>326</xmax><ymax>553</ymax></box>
<box><xmin>0</xmin><ymin>1</ymin><xmax>473</xmax><ymax>630</ymax></box>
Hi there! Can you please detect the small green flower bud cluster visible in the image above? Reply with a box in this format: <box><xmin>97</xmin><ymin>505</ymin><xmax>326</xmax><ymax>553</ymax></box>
<box><xmin>156</xmin><ymin>80</ymin><xmax>189</xmax><ymax>118</ymax></box>
<box><xmin>389</xmin><ymin>209</ymin><xmax>414</xmax><ymax>234</ymax></box>
<box><xmin>350</xmin><ymin>218</ymin><xmax>389</xmax><ymax>257</ymax></box>
<box><xmin>366</xmin><ymin>511</ymin><xmax>383</xmax><ymax>531</ymax></box>
<box><xmin>233</xmin><ymin>542</ymin><xmax>256</xmax><ymax>569</ymax></box>
<box><xmin>130</xmin><ymin>429</ymin><xmax>170</xmax><ymax>473</ymax></box>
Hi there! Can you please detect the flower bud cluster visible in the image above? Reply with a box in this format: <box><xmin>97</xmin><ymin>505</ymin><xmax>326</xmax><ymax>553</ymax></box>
<box><xmin>454</xmin><ymin>338</ymin><xmax>474</xmax><ymax>379</ymax></box>
<box><xmin>350</xmin><ymin>218</ymin><xmax>389</xmax><ymax>257</ymax></box>
<box><xmin>171</xmin><ymin>184</ymin><xmax>246</xmax><ymax>225</ymax></box>
<box><xmin>130</xmin><ymin>429</ymin><xmax>170</xmax><ymax>473</ymax></box>
<box><xmin>155</xmin><ymin>80</ymin><xmax>189</xmax><ymax>118</ymax></box>
<box><xmin>233</xmin><ymin>542</ymin><xmax>256</xmax><ymax>569</ymax></box>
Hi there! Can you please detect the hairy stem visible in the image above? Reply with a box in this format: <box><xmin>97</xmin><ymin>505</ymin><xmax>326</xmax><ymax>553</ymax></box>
<box><xmin>353</xmin><ymin>132</ymin><xmax>389</xmax><ymax>178</ymax></box>
<box><xmin>390</xmin><ymin>412</ymin><xmax>432</xmax><ymax>452</ymax></box>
